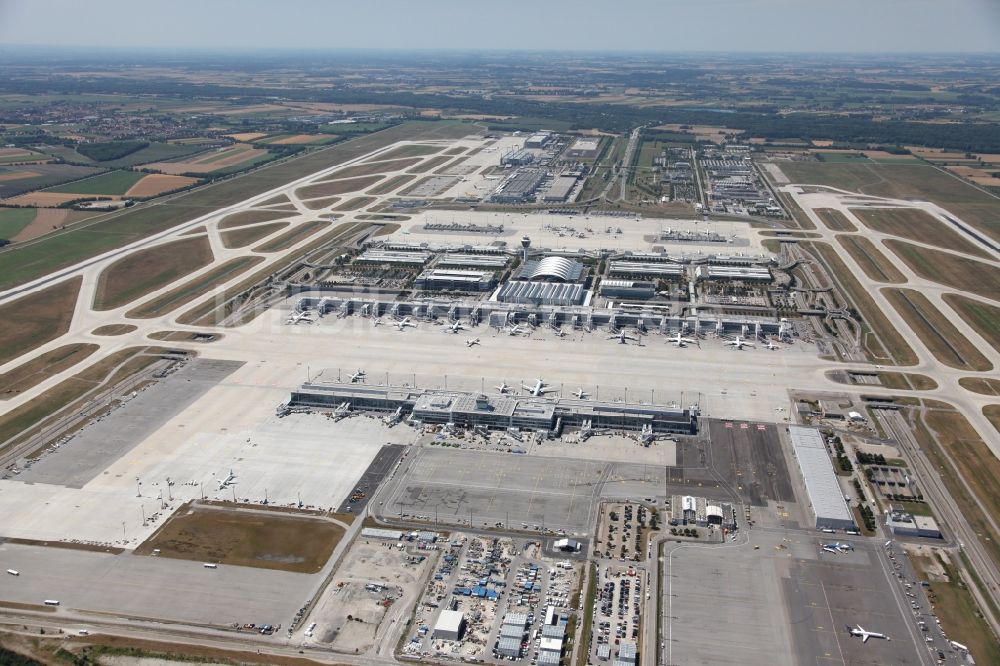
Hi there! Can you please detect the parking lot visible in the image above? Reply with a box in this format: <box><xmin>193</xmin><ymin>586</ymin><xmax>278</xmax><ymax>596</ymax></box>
<box><xmin>595</xmin><ymin>502</ymin><xmax>653</xmax><ymax>562</ymax></box>
<box><xmin>379</xmin><ymin>447</ymin><xmax>606</xmax><ymax>535</ymax></box>
<box><xmin>589</xmin><ymin>563</ymin><xmax>644</xmax><ymax>664</ymax></box>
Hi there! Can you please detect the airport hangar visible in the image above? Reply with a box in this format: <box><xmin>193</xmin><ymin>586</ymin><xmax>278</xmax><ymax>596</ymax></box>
<box><xmin>788</xmin><ymin>425</ymin><xmax>857</xmax><ymax>531</ymax></box>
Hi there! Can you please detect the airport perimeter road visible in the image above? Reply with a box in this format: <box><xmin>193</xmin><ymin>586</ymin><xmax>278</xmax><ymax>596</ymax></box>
<box><xmin>879</xmin><ymin>409</ymin><xmax>1000</xmax><ymax>636</ymax></box>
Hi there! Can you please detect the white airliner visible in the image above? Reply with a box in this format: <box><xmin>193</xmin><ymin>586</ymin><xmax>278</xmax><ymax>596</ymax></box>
<box><xmin>495</xmin><ymin>382</ymin><xmax>510</xmax><ymax>394</ymax></box>
<box><xmin>466</xmin><ymin>338</ymin><xmax>480</xmax><ymax>347</ymax></box>
<box><xmin>765</xmin><ymin>340</ymin><xmax>781</xmax><ymax>350</ymax></box>
<box><xmin>349</xmin><ymin>369</ymin><xmax>366</xmax><ymax>383</ymax></box>
<box><xmin>216</xmin><ymin>470</ymin><xmax>236</xmax><ymax>491</ymax></box>
<box><xmin>394</xmin><ymin>317</ymin><xmax>416</xmax><ymax>331</ymax></box>
<box><xmin>848</xmin><ymin>625</ymin><xmax>889</xmax><ymax>643</ymax></box>
<box><xmin>286</xmin><ymin>310</ymin><xmax>316</xmax><ymax>325</ymax></box>
<box><xmin>725</xmin><ymin>336</ymin><xmax>755</xmax><ymax>350</ymax></box>
<box><xmin>571</xmin><ymin>388</ymin><xmax>590</xmax><ymax>399</ymax></box>
<box><xmin>608</xmin><ymin>330</ymin><xmax>639</xmax><ymax>345</ymax></box>
<box><xmin>521</xmin><ymin>378</ymin><xmax>550</xmax><ymax>396</ymax></box>
<box><xmin>444</xmin><ymin>321</ymin><xmax>467</xmax><ymax>334</ymax></box>
<box><xmin>371</xmin><ymin>317</ymin><xmax>383</xmax><ymax>327</ymax></box>
<box><xmin>667</xmin><ymin>331</ymin><xmax>697</xmax><ymax>347</ymax></box>
<box><xmin>507</xmin><ymin>324</ymin><xmax>525</xmax><ymax>336</ymax></box>
<box><xmin>823</xmin><ymin>541</ymin><xmax>854</xmax><ymax>553</ymax></box>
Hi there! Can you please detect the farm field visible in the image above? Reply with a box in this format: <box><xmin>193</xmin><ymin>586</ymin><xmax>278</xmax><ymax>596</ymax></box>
<box><xmin>0</xmin><ymin>121</ymin><xmax>478</xmax><ymax>289</ymax></box>
<box><xmin>125</xmin><ymin>256</ymin><xmax>265</xmax><ymax>319</ymax></box>
<box><xmin>851</xmin><ymin>207</ymin><xmax>990</xmax><ymax>259</ymax></box>
<box><xmin>804</xmin><ymin>241</ymin><xmax>917</xmax><ymax>365</ymax></box>
<box><xmin>43</xmin><ymin>169</ymin><xmax>145</xmax><ymax>196</ymax></box>
<box><xmin>778</xmin><ymin>160</ymin><xmax>1000</xmax><ymax>244</ymax></box>
<box><xmin>884</xmin><ymin>240</ymin><xmax>1000</xmax><ymax>301</ymax></box>
<box><xmin>97</xmin><ymin>141</ymin><xmax>216</xmax><ymax>169</ymax></box>
<box><xmin>0</xmin><ymin>147</ymin><xmax>50</xmax><ymax>165</ymax></box>
<box><xmin>882</xmin><ymin>288</ymin><xmax>992</xmax><ymax>371</ymax></box>
<box><xmin>4</xmin><ymin>192</ymin><xmax>88</xmax><ymax>207</ymax></box>
<box><xmin>256</xmin><ymin>133</ymin><xmax>338</xmax><ymax>145</ymax></box>
<box><xmin>0</xmin><ymin>343</ymin><xmax>99</xmax><ymax>399</ymax></box>
<box><xmin>942</xmin><ymin>294</ymin><xmax>1000</xmax><ymax>353</ymax></box>
<box><xmin>6</xmin><ymin>208</ymin><xmax>96</xmax><ymax>243</ymax></box>
<box><xmin>253</xmin><ymin>220</ymin><xmax>329</xmax><ymax>252</ymax></box>
<box><xmin>217</xmin><ymin>208</ymin><xmax>293</xmax><ymax>230</ymax></box>
<box><xmin>837</xmin><ymin>235</ymin><xmax>906</xmax><ymax>283</ymax></box>
<box><xmin>0</xmin><ymin>163</ymin><xmax>104</xmax><ymax>199</ymax></box>
<box><xmin>0</xmin><ymin>208</ymin><xmax>36</xmax><ymax>239</ymax></box>
<box><xmin>220</xmin><ymin>222</ymin><xmax>290</xmax><ymax>249</ymax></box>
<box><xmin>0</xmin><ymin>277</ymin><xmax>82</xmax><ymax>365</ymax></box>
<box><xmin>814</xmin><ymin>208</ymin><xmax>857</xmax><ymax>232</ymax></box>
<box><xmin>125</xmin><ymin>173</ymin><xmax>201</xmax><ymax>198</ymax></box>
<box><xmin>224</xmin><ymin>132</ymin><xmax>267</xmax><ymax>142</ymax></box>
<box><xmin>295</xmin><ymin>174</ymin><xmax>383</xmax><ymax>199</ymax></box>
<box><xmin>144</xmin><ymin>143</ymin><xmax>270</xmax><ymax>175</ymax></box>
<box><xmin>134</xmin><ymin>503</ymin><xmax>345</xmax><ymax>574</ymax></box>
<box><xmin>93</xmin><ymin>236</ymin><xmax>214</xmax><ymax>311</ymax></box>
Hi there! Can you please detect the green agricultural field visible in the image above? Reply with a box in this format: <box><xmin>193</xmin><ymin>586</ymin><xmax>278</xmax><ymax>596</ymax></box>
<box><xmin>0</xmin><ymin>121</ymin><xmax>479</xmax><ymax>290</ymax></box>
<box><xmin>778</xmin><ymin>161</ymin><xmax>1000</xmax><ymax>243</ymax></box>
<box><xmin>44</xmin><ymin>170</ymin><xmax>145</xmax><ymax>196</ymax></box>
<box><xmin>0</xmin><ymin>208</ymin><xmax>36</xmax><ymax>239</ymax></box>
<box><xmin>101</xmin><ymin>141</ymin><xmax>217</xmax><ymax>168</ymax></box>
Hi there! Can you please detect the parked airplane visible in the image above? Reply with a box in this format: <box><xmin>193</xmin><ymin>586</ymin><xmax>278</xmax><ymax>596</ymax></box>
<box><xmin>822</xmin><ymin>542</ymin><xmax>853</xmax><ymax>554</ymax></box>
<box><xmin>394</xmin><ymin>317</ymin><xmax>416</xmax><ymax>331</ymax></box>
<box><xmin>371</xmin><ymin>317</ymin><xmax>383</xmax><ymax>327</ymax></box>
<box><xmin>667</xmin><ymin>331</ymin><xmax>697</xmax><ymax>347</ymax></box>
<box><xmin>725</xmin><ymin>336</ymin><xmax>755</xmax><ymax>350</ymax></box>
<box><xmin>608</xmin><ymin>329</ymin><xmax>639</xmax><ymax>345</ymax></box>
<box><xmin>495</xmin><ymin>382</ymin><xmax>510</xmax><ymax>394</ymax></box>
<box><xmin>444</xmin><ymin>321</ymin><xmax>467</xmax><ymax>334</ymax></box>
<box><xmin>822</xmin><ymin>546</ymin><xmax>840</xmax><ymax>554</ymax></box>
<box><xmin>466</xmin><ymin>338</ymin><xmax>480</xmax><ymax>347</ymax></box>
<box><xmin>349</xmin><ymin>369</ymin><xmax>366</xmax><ymax>383</ymax></box>
<box><xmin>507</xmin><ymin>324</ymin><xmax>525</xmax><ymax>336</ymax></box>
<box><xmin>571</xmin><ymin>388</ymin><xmax>590</xmax><ymax>399</ymax></box>
<box><xmin>216</xmin><ymin>470</ymin><xmax>236</xmax><ymax>491</ymax></box>
<box><xmin>521</xmin><ymin>378</ymin><xmax>550</xmax><ymax>396</ymax></box>
<box><xmin>847</xmin><ymin>625</ymin><xmax>889</xmax><ymax>643</ymax></box>
<box><xmin>286</xmin><ymin>310</ymin><xmax>316</xmax><ymax>325</ymax></box>
<box><xmin>765</xmin><ymin>340</ymin><xmax>781</xmax><ymax>350</ymax></box>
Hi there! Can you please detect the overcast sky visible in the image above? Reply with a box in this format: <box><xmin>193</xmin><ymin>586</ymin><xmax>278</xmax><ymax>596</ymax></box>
<box><xmin>0</xmin><ymin>0</ymin><xmax>998</xmax><ymax>53</ymax></box>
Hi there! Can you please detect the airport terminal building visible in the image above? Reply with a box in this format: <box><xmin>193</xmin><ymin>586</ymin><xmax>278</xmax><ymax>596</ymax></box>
<box><xmin>282</xmin><ymin>382</ymin><xmax>697</xmax><ymax>435</ymax></box>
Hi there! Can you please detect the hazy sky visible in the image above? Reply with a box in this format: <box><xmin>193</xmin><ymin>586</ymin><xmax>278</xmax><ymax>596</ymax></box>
<box><xmin>0</xmin><ymin>0</ymin><xmax>998</xmax><ymax>53</ymax></box>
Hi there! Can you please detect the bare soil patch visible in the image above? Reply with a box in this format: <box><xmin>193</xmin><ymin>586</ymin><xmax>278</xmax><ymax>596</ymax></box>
<box><xmin>814</xmin><ymin>208</ymin><xmax>857</xmax><ymax>232</ymax></box>
<box><xmin>125</xmin><ymin>173</ymin><xmax>200</xmax><ymax>198</ymax></box>
<box><xmin>217</xmin><ymin>208</ymin><xmax>292</xmax><ymax>230</ymax></box>
<box><xmin>0</xmin><ymin>276</ymin><xmax>81</xmax><ymax>365</ymax></box>
<box><xmin>135</xmin><ymin>502</ymin><xmax>345</xmax><ymax>573</ymax></box>
<box><xmin>221</xmin><ymin>221</ymin><xmax>290</xmax><ymax>249</ymax></box>
<box><xmin>5</xmin><ymin>191</ymin><xmax>96</xmax><ymax>207</ymax></box>
<box><xmin>224</xmin><ymin>132</ymin><xmax>267</xmax><ymax>142</ymax></box>
<box><xmin>295</xmin><ymin>175</ymin><xmax>384</xmax><ymax>199</ymax></box>
<box><xmin>883</xmin><ymin>288</ymin><xmax>992</xmax><ymax>371</ymax></box>
<box><xmin>942</xmin><ymin>294</ymin><xmax>1000</xmax><ymax>354</ymax></box>
<box><xmin>0</xmin><ymin>343</ymin><xmax>99</xmax><ymax>399</ymax></box>
<box><xmin>94</xmin><ymin>236</ymin><xmax>214</xmax><ymax>310</ymax></box>
<box><xmin>253</xmin><ymin>220</ymin><xmax>329</xmax><ymax>252</ymax></box>
<box><xmin>303</xmin><ymin>195</ymin><xmax>341</xmax><ymax>210</ymax></box>
<box><xmin>852</xmin><ymin>207</ymin><xmax>990</xmax><ymax>259</ymax></box>
<box><xmin>837</xmin><ymin>235</ymin><xmax>906</xmax><ymax>283</ymax></box>
<box><xmin>92</xmin><ymin>324</ymin><xmax>138</xmax><ymax>336</ymax></box>
<box><xmin>959</xmin><ymin>377</ymin><xmax>1000</xmax><ymax>396</ymax></box>
<box><xmin>884</xmin><ymin>240</ymin><xmax>1000</xmax><ymax>301</ymax></box>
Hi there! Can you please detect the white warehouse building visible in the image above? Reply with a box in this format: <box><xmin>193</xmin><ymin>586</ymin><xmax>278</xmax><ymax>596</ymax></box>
<box><xmin>788</xmin><ymin>426</ymin><xmax>856</xmax><ymax>531</ymax></box>
<box><xmin>433</xmin><ymin>609</ymin><xmax>465</xmax><ymax>640</ymax></box>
